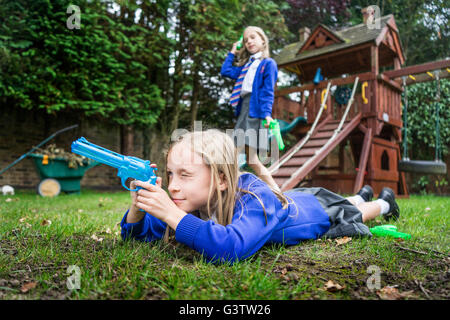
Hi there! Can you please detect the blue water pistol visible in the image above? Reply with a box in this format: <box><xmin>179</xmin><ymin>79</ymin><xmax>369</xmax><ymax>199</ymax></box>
<box><xmin>71</xmin><ymin>137</ymin><xmax>157</xmax><ymax>191</ymax></box>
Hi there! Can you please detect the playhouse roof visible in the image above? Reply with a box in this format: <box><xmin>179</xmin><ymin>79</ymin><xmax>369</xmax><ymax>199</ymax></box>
<box><xmin>275</xmin><ymin>14</ymin><xmax>405</xmax><ymax>79</ymax></box>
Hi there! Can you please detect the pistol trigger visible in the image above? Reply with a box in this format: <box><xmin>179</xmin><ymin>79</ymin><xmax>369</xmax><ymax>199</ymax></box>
<box><xmin>121</xmin><ymin>176</ymin><xmax>132</xmax><ymax>191</ymax></box>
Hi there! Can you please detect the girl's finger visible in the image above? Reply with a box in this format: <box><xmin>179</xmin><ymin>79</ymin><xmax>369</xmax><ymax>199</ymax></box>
<box><xmin>156</xmin><ymin>177</ymin><xmax>162</xmax><ymax>187</ymax></box>
<box><xmin>136</xmin><ymin>201</ymin><xmax>151</xmax><ymax>213</ymax></box>
<box><xmin>137</xmin><ymin>188</ymin><xmax>153</xmax><ymax>199</ymax></box>
<box><xmin>137</xmin><ymin>196</ymin><xmax>149</xmax><ymax>204</ymax></box>
<box><xmin>134</xmin><ymin>180</ymin><xmax>156</xmax><ymax>191</ymax></box>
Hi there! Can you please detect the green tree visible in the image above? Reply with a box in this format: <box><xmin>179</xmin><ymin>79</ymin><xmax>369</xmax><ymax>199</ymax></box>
<box><xmin>403</xmin><ymin>79</ymin><xmax>450</xmax><ymax>160</ymax></box>
<box><xmin>347</xmin><ymin>0</ymin><xmax>449</xmax><ymax>66</ymax></box>
<box><xmin>0</xmin><ymin>0</ymin><xmax>165</xmax><ymax>129</ymax></box>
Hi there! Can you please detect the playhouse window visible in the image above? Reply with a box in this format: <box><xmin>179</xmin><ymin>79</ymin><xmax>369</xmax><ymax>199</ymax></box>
<box><xmin>381</xmin><ymin>150</ymin><xmax>390</xmax><ymax>170</ymax></box>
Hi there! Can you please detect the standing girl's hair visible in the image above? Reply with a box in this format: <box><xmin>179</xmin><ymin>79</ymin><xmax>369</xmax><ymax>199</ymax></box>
<box><xmin>235</xmin><ymin>26</ymin><xmax>270</xmax><ymax>66</ymax></box>
<box><xmin>162</xmin><ymin>129</ymin><xmax>295</xmax><ymax>242</ymax></box>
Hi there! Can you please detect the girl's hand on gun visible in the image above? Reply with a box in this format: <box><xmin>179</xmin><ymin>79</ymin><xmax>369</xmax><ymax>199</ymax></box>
<box><xmin>264</xmin><ymin>116</ymin><xmax>273</xmax><ymax>128</ymax></box>
<box><xmin>132</xmin><ymin>179</ymin><xmax>186</xmax><ymax>228</ymax></box>
<box><xmin>130</xmin><ymin>177</ymin><xmax>162</xmax><ymax>208</ymax></box>
<box><xmin>231</xmin><ymin>41</ymin><xmax>240</xmax><ymax>54</ymax></box>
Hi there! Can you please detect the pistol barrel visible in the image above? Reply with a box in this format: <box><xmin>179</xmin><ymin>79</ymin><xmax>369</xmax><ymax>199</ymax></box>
<box><xmin>71</xmin><ymin>137</ymin><xmax>124</xmax><ymax>169</ymax></box>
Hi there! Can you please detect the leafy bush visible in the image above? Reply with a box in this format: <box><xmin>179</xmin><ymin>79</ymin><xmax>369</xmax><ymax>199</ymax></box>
<box><xmin>0</xmin><ymin>0</ymin><xmax>164</xmax><ymax>128</ymax></box>
<box><xmin>402</xmin><ymin>79</ymin><xmax>449</xmax><ymax>160</ymax></box>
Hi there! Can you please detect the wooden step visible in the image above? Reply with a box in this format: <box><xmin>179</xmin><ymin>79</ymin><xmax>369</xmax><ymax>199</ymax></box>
<box><xmin>280</xmin><ymin>156</ymin><xmax>309</xmax><ymax>167</ymax></box>
<box><xmin>304</xmin><ymin>138</ymin><xmax>329</xmax><ymax>147</ymax></box>
<box><xmin>318</xmin><ymin>123</ymin><xmax>340</xmax><ymax>131</ymax></box>
<box><xmin>274</xmin><ymin>177</ymin><xmax>288</xmax><ymax>187</ymax></box>
<box><xmin>272</xmin><ymin>166</ymin><xmax>300</xmax><ymax>177</ymax></box>
<box><xmin>293</xmin><ymin>147</ymin><xmax>321</xmax><ymax>157</ymax></box>
<box><xmin>319</xmin><ymin>120</ymin><xmax>350</xmax><ymax>132</ymax></box>
<box><xmin>313</xmin><ymin>130</ymin><xmax>334</xmax><ymax>139</ymax></box>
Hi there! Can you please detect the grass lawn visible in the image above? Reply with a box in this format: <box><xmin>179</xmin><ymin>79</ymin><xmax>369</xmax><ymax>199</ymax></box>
<box><xmin>0</xmin><ymin>189</ymin><xmax>448</xmax><ymax>300</ymax></box>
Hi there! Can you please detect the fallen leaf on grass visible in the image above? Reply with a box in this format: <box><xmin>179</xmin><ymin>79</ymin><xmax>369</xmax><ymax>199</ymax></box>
<box><xmin>376</xmin><ymin>286</ymin><xmax>416</xmax><ymax>300</ymax></box>
<box><xmin>41</xmin><ymin>219</ymin><xmax>52</xmax><ymax>226</ymax></box>
<box><xmin>324</xmin><ymin>280</ymin><xmax>345</xmax><ymax>292</ymax></box>
<box><xmin>20</xmin><ymin>282</ymin><xmax>37</xmax><ymax>293</ymax></box>
<box><xmin>91</xmin><ymin>234</ymin><xmax>104</xmax><ymax>242</ymax></box>
<box><xmin>335</xmin><ymin>236</ymin><xmax>352</xmax><ymax>246</ymax></box>
<box><xmin>19</xmin><ymin>217</ymin><xmax>27</xmax><ymax>223</ymax></box>
<box><xmin>425</xmin><ymin>207</ymin><xmax>431</xmax><ymax>211</ymax></box>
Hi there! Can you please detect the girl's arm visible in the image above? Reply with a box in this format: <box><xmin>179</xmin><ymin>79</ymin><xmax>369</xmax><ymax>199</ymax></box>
<box><xmin>258</xmin><ymin>59</ymin><xmax>278</xmax><ymax>119</ymax></box>
<box><xmin>121</xmin><ymin>178</ymin><xmax>167</xmax><ymax>242</ymax></box>
<box><xmin>220</xmin><ymin>52</ymin><xmax>242</xmax><ymax>80</ymax></box>
<box><xmin>175</xmin><ymin>183</ymin><xmax>281</xmax><ymax>264</ymax></box>
<box><xmin>121</xmin><ymin>209</ymin><xmax>167</xmax><ymax>242</ymax></box>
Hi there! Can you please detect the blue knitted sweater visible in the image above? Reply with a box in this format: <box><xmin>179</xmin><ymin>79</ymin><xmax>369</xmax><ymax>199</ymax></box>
<box><xmin>120</xmin><ymin>173</ymin><xmax>331</xmax><ymax>263</ymax></box>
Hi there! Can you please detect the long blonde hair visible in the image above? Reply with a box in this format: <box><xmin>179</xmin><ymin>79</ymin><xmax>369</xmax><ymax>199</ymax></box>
<box><xmin>235</xmin><ymin>26</ymin><xmax>271</xmax><ymax>67</ymax></box>
<box><xmin>162</xmin><ymin>129</ymin><xmax>296</xmax><ymax>242</ymax></box>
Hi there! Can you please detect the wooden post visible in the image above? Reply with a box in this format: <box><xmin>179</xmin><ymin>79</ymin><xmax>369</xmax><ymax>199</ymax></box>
<box><xmin>371</xmin><ymin>46</ymin><xmax>379</xmax><ymax>75</ymax></box>
<box><xmin>339</xmin><ymin>141</ymin><xmax>346</xmax><ymax>174</ymax></box>
<box><xmin>353</xmin><ymin>128</ymin><xmax>372</xmax><ymax>194</ymax></box>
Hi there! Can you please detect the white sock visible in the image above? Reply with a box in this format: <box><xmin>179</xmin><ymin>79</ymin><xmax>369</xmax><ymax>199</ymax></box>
<box><xmin>375</xmin><ymin>199</ymin><xmax>390</xmax><ymax>215</ymax></box>
<box><xmin>347</xmin><ymin>195</ymin><xmax>365</xmax><ymax>206</ymax></box>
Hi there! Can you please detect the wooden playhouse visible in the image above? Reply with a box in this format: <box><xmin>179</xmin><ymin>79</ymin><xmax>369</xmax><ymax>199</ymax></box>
<box><xmin>270</xmin><ymin>13</ymin><xmax>449</xmax><ymax>196</ymax></box>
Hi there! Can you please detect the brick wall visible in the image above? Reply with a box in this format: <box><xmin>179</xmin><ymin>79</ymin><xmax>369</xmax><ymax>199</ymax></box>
<box><xmin>0</xmin><ymin>106</ymin><xmax>144</xmax><ymax>191</ymax></box>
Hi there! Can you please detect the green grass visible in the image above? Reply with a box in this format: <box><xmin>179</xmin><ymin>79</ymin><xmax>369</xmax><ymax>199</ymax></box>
<box><xmin>0</xmin><ymin>190</ymin><xmax>449</xmax><ymax>300</ymax></box>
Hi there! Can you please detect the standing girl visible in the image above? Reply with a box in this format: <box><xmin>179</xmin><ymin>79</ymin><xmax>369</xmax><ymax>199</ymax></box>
<box><xmin>220</xmin><ymin>26</ymin><xmax>279</xmax><ymax>190</ymax></box>
<box><xmin>121</xmin><ymin>129</ymin><xmax>400</xmax><ymax>264</ymax></box>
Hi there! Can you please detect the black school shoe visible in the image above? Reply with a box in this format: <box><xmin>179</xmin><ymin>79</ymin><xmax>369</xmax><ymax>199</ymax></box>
<box><xmin>356</xmin><ymin>185</ymin><xmax>374</xmax><ymax>202</ymax></box>
<box><xmin>378</xmin><ymin>187</ymin><xmax>400</xmax><ymax>221</ymax></box>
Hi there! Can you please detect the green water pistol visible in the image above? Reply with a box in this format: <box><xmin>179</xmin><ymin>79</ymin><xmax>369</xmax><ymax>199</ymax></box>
<box><xmin>369</xmin><ymin>225</ymin><xmax>411</xmax><ymax>240</ymax></box>
<box><xmin>262</xmin><ymin>119</ymin><xmax>285</xmax><ymax>151</ymax></box>
<box><xmin>236</xmin><ymin>33</ymin><xmax>244</xmax><ymax>50</ymax></box>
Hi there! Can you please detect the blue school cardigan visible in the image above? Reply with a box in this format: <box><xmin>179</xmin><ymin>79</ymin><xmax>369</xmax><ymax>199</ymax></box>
<box><xmin>220</xmin><ymin>52</ymin><xmax>278</xmax><ymax>119</ymax></box>
<box><xmin>120</xmin><ymin>173</ymin><xmax>331</xmax><ymax>264</ymax></box>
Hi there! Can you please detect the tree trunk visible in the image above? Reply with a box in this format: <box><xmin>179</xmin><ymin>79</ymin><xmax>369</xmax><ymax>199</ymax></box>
<box><xmin>120</xmin><ymin>125</ymin><xmax>134</xmax><ymax>155</ymax></box>
<box><xmin>190</xmin><ymin>53</ymin><xmax>200</xmax><ymax>128</ymax></box>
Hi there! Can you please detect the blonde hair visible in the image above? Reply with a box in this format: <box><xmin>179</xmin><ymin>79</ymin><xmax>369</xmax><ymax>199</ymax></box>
<box><xmin>162</xmin><ymin>129</ymin><xmax>297</xmax><ymax>242</ymax></box>
<box><xmin>235</xmin><ymin>26</ymin><xmax>271</xmax><ymax>67</ymax></box>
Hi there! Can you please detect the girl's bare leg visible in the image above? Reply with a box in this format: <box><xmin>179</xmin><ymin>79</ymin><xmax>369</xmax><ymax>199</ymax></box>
<box><xmin>356</xmin><ymin>201</ymin><xmax>382</xmax><ymax>223</ymax></box>
<box><xmin>245</xmin><ymin>146</ymin><xmax>280</xmax><ymax>191</ymax></box>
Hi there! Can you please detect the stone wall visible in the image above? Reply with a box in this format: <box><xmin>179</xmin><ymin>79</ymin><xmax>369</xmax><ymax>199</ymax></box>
<box><xmin>0</xmin><ymin>106</ymin><xmax>144</xmax><ymax>191</ymax></box>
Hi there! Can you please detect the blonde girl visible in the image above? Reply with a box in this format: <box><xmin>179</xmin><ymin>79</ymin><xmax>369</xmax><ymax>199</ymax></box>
<box><xmin>121</xmin><ymin>129</ymin><xmax>400</xmax><ymax>264</ymax></box>
<box><xmin>220</xmin><ymin>26</ymin><xmax>279</xmax><ymax>190</ymax></box>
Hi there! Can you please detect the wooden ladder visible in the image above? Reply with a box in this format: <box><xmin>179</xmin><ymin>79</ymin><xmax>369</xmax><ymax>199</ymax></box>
<box><xmin>270</xmin><ymin>113</ymin><xmax>362</xmax><ymax>191</ymax></box>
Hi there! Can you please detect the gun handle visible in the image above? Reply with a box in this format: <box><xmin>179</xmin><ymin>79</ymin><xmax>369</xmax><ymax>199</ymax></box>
<box><xmin>119</xmin><ymin>169</ymin><xmax>158</xmax><ymax>192</ymax></box>
<box><xmin>236</xmin><ymin>34</ymin><xmax>244</xmax><ymax>50</ymax></box>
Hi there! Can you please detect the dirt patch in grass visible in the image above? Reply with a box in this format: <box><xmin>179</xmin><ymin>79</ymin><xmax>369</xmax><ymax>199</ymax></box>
<box><xmin>257</xmin><ymin>241</ymin><xmax>450</xmax><ymax>300</ymax></box>
<box><xmin>0</xmin><ymin>234</ymin><xmax>168</xmax><ymax>300</ymax></box>
<box><xmin>1</xmin><ymin>233</ymin><xmax>449</xmax><ymax>300</ymax></box>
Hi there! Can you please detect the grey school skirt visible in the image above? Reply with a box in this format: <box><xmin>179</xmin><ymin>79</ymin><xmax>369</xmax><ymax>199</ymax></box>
<box><xmin>290</xmin><ymin>187</ymin><xmax>372</xmax><ymax>238</ymax></box>
<box><xmin>234</xmin><ymin>94</ymin><xmax>269</xmax><ymax>151</ymax></box>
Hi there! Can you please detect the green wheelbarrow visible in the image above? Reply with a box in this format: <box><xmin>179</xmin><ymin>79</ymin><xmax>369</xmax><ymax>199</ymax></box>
<box><xmin>29</xmin><ymin>153</ymin><xmax>99</xmax><ymax>196</ymax></box>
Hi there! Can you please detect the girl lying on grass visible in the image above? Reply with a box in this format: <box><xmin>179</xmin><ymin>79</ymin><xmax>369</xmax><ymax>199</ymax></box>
<box><xmin>121</xmin><ymin>129</ymin><xmax>400</xmax><ymax>264</ymax></box>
